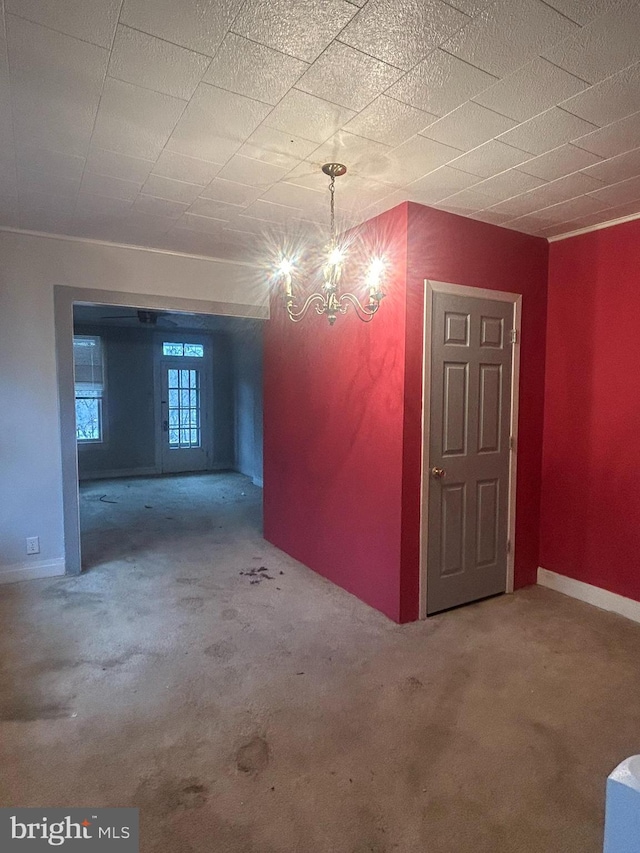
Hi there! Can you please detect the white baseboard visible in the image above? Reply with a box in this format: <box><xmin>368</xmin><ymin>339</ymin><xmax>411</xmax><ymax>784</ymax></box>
<box><xmin>538</xmin><ymin>567</ymin><xmax>640</xmax><ymax>625</ymax></box>
<box><xmin>0</xmin><ymin>558</ymin><xmax>66</xmax><ymax>585</ymax></box>
<box><xmin>252</xmin><ymin>476</ymin><xmax>263</xmax><ymax>488</ymax></box>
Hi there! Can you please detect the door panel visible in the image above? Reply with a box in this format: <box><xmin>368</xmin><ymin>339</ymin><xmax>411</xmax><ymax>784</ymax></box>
<box><xmin>427</xmin><ymin>291</ymin><xmax>513</xmax><ymax>615</ymax></box>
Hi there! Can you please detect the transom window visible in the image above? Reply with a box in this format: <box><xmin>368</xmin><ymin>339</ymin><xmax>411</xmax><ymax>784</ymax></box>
<box><xmin>73</xmin><ymin>335</ymin><xmax>105</xmax><ymax>443</ymax></box>
<box><xmin>162</xmin><ymin>342</ymin><xmax>204</xmax><ymax>357</ymax></box>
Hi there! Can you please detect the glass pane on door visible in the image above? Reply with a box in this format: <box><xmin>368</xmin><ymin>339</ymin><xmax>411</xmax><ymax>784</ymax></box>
<box><xmin>167</xmin><ymin>368</ymin><xmax>200</xmax><ymax>448</ymax></box>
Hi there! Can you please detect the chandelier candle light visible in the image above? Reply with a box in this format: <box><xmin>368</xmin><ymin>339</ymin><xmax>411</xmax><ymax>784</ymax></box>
<box><xmin>276</xmin><ymin>163</ymin><xmax>386</xmax><ymax>325</ymax></box>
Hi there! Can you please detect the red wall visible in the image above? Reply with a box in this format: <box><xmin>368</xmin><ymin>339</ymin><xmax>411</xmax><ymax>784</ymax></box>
<box><xmin>401</xmin><ymin>204</ymin><xmax>549</xmax><ymax>621</ymax></box>
<box><xmin>264</xmin><ymin>201</ymin><xmax>549</xmax><ymax>622</ymax></box>
<box><xmin>264</xmin><ymin>204</ymin><xmax>409</xmax><ymax>621</ymax></box>
<box><xmin>542</xmin><ymin>219</ymin><xmax>640</xmax><ymax>602</ymax></box>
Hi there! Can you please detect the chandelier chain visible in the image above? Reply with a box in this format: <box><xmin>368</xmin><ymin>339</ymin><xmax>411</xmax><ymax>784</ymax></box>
<box><xmin>329</xmin><ymin>174</ymin><xmax>336</xmax><ymax>246</ymax></box>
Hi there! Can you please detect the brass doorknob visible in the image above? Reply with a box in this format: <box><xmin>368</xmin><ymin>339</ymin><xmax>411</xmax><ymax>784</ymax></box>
<box><xmin>431</xmin><ymin>466</ymin><xmax>446</xmax><ymax>479</ymax></box>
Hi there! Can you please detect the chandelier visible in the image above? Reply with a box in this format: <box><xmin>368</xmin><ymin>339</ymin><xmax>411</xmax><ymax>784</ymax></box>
<box><xmin>275</xmin><ymin>163</ymin><xmax>386</xmax><ymax>325</ymax></box>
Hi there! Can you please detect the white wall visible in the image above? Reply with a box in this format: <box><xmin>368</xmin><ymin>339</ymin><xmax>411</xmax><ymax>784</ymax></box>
<box><xmin>0</xmin><ymin>230</ymin><xmax>266</xmax><ymax>582</ymax></box>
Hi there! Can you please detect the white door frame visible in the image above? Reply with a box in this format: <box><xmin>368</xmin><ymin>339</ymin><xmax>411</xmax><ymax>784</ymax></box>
<box><xmin>419</xmin><ymin>280</ymin><xmax>522</xmax><ymax>619</ymax></box>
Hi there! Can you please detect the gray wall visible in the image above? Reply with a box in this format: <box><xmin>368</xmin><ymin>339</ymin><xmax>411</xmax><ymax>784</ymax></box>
<box><xmin>75</xmin><ymin>319</ymin><xmax>263</xmax><ymax>483</ymax></box>
<box><xmin>231</xmin><ymin>324</ymin><xmax>264</xmax><ymax>486</ymax></box>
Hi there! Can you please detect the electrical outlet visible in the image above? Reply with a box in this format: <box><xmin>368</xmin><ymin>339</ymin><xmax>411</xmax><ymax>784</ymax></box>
<box><xmin>26</xmin><ymin>536</ymin><xmax>40</xmax><ymax>555</ymax></box>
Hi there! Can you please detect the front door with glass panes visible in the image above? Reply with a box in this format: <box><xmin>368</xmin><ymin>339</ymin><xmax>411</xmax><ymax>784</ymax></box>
<box><xmin>159</xmin><ymin>340</ymin><xmax>211</xmax><ymax>473</ymax></box>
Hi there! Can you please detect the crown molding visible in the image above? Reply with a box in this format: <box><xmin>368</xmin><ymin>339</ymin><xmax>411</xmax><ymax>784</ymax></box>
<box><xmin>0</xmin><ymin>226</ymin><xmax>261</xmax><ymax>268</ymax></box>
<box><xmin>547</xmin><ymin>209</ymin><xmax>640</xmax><ymax>243</ymax></box>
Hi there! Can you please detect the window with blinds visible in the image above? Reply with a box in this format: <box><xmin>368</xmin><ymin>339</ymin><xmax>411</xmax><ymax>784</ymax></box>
<box><xmin>73</xmin><ymin>335</ymin><xmax>105</xmax><ymax>442</ymax></box>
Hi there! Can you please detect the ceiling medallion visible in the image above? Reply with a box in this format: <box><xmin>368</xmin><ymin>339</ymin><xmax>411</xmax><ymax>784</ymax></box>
<box><xmin>274</xmin><ymin>163</ymin><xmax>386</xmax><ymax>325</ymax></box>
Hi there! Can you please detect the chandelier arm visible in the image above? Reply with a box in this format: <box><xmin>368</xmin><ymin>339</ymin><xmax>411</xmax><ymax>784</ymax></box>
<box><xmin>285</xmin><ymin>292</ymin><xmax>327</xmax><ymax>323</ymax></box>
<box><xmin>338</xmin><ymin>291</ymin><xmax>381</xmax><ymax>323</ymax></box>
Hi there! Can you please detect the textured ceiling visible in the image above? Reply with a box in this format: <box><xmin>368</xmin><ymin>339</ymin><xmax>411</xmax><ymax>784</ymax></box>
<box><xmin>2</xmin><ymin>0</ymin><xmax>640</xmax><ymax>261</ymax></box>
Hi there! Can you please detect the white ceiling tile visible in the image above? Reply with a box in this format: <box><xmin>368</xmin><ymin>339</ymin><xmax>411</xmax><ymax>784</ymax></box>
<box><xmin>560</xmin><ymin>63</ymin><xmax>640</xmax><ymax>127</ymax></box>
<box><xmin>71</xmin><ymin>212</ymin><xmax>126</xmax><ymax>238</ymax></box>
<box><xmin>243</xmin><ymin>198</ymin><xmax>303</xmax><ymax>225</ymax></box>
<box><xmin>239</xmin><ymin>126</ymin><xmax>318</xmax><ymax>169</ymax></box>
<box><xmin>232</xmin><ymin>0</ymin><xmax>357</xmax><ymax>63</ymax></box>
<box><xmin>80</xmin><ymin>171</ymin><xmax>142</xmax><ymax>201</ymax></box>
<box><xmin>481</xmin><ymin>193</ymin><xmax>549</xmax><ymax>219</ymax></box>
<box><xmin>108</xmin><ymin>25</ymin><xmax>210</xmax><ymax>101</ymax></box>
<box><xmin>76</xmin><ymin>193</ymin><xmax>134</xmax><ymax>216</ymax></box>
<box><xmin>443</xmin><ymin>0</ymin><xmax>579</xmax><ymax>77</ymax></box>
<box><xmin>497</xmin><ymin>107</ymin><xmax>598</xmax><ymax>155</ymax></box>
<box><xmin>576</xmin><ymin>197</ymin><xmax>640</xmax><ymax>223</ymax></box>
<box><xmin>142</xmin><ymin>173</ymin><xmax>204</xmax><ymax>204</ymax></box>
<box><xmin>309</xmin><ymin>132</ymin><xmax>394</xmax><ymax>182</ymax></box>
<box><xmin>0</xmin><ymin>156</ymin><xmax>17</xmax><ymax>195</ymax></box>
<box><xmin>540</xmin><ymin>0</ymin><xmax>626</xmax><ymax>26</ymax></box>
<box><xmin>152</xmin><ymin>150</ymin><xmax>221</xmax><ymax>185</ymax></box>
<box><xmin>511</xmin><ymin>171</ymin><xmax>606</xmax><ymax>210</ymax></box>
<box><xmin>449</xmin><ymin>139</ymin><xmax>533</xmax><ymax>177</ymax></box>
<box><xmin>420</xmin><ymin>102</ymin><xmax>516</xmax><ymax>151</ymax></box>
<box><xmin>264</xmin><ymin>89</ymin><xmax>355</xmax><ymax>144</ymax></box>
<box><xmin>580</xmin><ymin>147</ymin><xmax>640</xmax><ymax>184</ymax></box>
<box><xmin>259</xmin><ymin>181</ymin><xmax>326</xmax><ymax>212</ymax></box>
<box><xmin>181</xmin><ymin>212</ymin><xmax>230</xmax><ymax>232</ymax></box>
<box><xmin>17</xmin><ymin>146</ymin><xmax>86</xmax><ymax>181</ymax></box>
<box><xmin>124</xmin><ymin>211</ymin><xmax>177</xmax><ymax>233</ymax></box>
<box><xmin>19</xmin><ymin>190</ymin><xmax>76</xmax><ymax>216</ymax></box>
<box><xmin>388</xmin><ymin>50</ymin><xmax>497</xmax><ymax>117</ymax></box>
<box><xmin>121</xmin><ymin>0</ymin><xmax>243</xmax><ymax>55</ymax></box>
<box><xmin>384</xmin><ymin>135</ymin><xmax>463</xmax><ymax>184</ymax></box>
<box><xmin>330</xmin><ymin>173</ymin><xmax>395</xmax><ymax>209</ymax></box>
<box><xmin>296</xmin><ymin>41</ymin><xmax>402</xmax><ymax>112</ymax></box>
<box><xmin>216</xmin><ymin>155</ymin><xmax>290</xmax><ymax>188</ymax></box>
<box><xmin>203</xmin><ymin>33</ymin><xmax>307</xmax><ymax>106</ymax></box>
<box><xmin>543</xmin><ymin>0</ymin><xmax>640</xmax><ymax>84</ymax></box>
<box><xmin>473</xmin><ymin>58</ymin><xmax>588</xmax><ymax>122</ymax></box>
<box><xmin>446</xmin><ymin>0</ymin><xmax>493</xmax><ymax>13</ymax></box>
<box><xmin>7</xmin><ymin>14</ymin><xmax>108</xmax><ymax>157</ymax></box>
<box><xmin>503</xmin><ymin>210</ymin><xmax>556</xmax><ymax>230</ymax></box>
<box><xmin>167</xmin><ymin>83</ymin><xmax>270</xmax><ymax>162</ymax></box>
<box><xmin>161</xmin><ymin>226</ymin><xmax>225</xmax><ymax>256</ymax></box>
<box><xmin>92</xmin><ymin>78</ymin><xmax>186</xmax><ymax>160</ymax></box>
<box><xmin>132</xmin><ymin>194</ymin><xmax>189</xmax><ymax>219</ymax></box>
<box><xmin>0</xmin><ymin>195</ymin><xmax>20</xmax><ymax>216</ymax></box>
<box><xmin>200</xmin><ymin>178</ymin><xmax>262</xmax><ymax>206</ymax></box>
<box><xmin>188</xmin><ymin>196</ymin><xmax>244</xmax><ymax>219</ymax></box>
<box><xmin>344</xmin><ymin>95</ymin><xmax>436</xmax><ymax>147</ymax></box>
<box><xmin>19</xmin><ymin>209</ymin><xmax>74</xmax><ymax>233</ymax></box>
<box><xmin>6</xmin><ymin>0</ymin><xmax>121</xmax><ymax>49</ymax></box>
<box><xmin>536</xmin><ymin>193</ymin><xmax>611</xmax><ymax>221</ymax></box>
<box><xmin>473</xmin><ymin>169</ymin><xmax>548</xmax><ymax>200</ymax></box>
<box><xmin>587</xmin><ymin>173</ymin><xmax>640</xmax><ymax>205</ymax></box>
<box><xmin>85</xmin><ymin>148</ymin><xmax>155</xmax><ymax>184</ymax></box>
<box><xmin>517</xmin><ymin>144</ymin><xmax>604</xmax><ymax>181</ymax></box>
<box><xmin>468</xmin><ymin>208</ymin><xmax>514</xmax><ymax>225</ymax></box>
<box><xmin>19</xmin><ymin>168</ymin><xmax>80</xmax><ymax>197</ymax></box>
<box><xmin>572</xmin><ymin>111</ymin><xmax>640</xmax><ymax>158</ymax></box>
<box><xmin>436</xmin><ymin>188</ymin><xmax>491</xmax><ymax>214</ymax></box>
<box><xmin>339</xmin><ymin>0</ymin><xmax>470</xmax><ymax>71</ymax></box>
<box><xmin>407</xmin><ymin>166</ymin><xmax>481</xmax><ymax>203</ymax></box>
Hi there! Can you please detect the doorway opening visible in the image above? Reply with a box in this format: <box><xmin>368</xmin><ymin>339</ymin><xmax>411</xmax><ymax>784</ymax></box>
<box><xmin>72</xmin><ymin>303</ymin><xmax>264</xmax><ymax>571</ymax></box>
<box><xmin>420</xmin><ymin>280</ymin><xmax>521</xmax><ymax>617</ymax></box>
<box><xmin>55</xmin><ymin>285</ymin><xmax>267</xmax><ymax>576</ymax></box>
